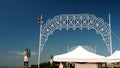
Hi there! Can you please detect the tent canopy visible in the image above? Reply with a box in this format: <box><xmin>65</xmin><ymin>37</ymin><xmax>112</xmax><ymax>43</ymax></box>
<box><xmin>53</xmin><ymin>46</ymin><xmax>106</xmax><ymax>62</ymax></box>
<box><xmin>106</xmin><ymin>50</ymin><xmax>120</xmax><ymax>63</ymax></box>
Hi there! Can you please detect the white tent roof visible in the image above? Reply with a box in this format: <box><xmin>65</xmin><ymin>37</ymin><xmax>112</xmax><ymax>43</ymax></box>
<box><xmin>106</xmin><ymin>50</ymin><xmax>120</xmax><ymax>63</ymax></box>
<box><xmin>53</xmin><ymin>46</ymin><xmax>106</xmax><ymax>62</ymax></box>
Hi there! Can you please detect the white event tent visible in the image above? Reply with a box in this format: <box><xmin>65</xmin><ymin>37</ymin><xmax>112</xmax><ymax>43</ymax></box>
<box><xmin>53</xmin><ymin>46</ymin><xmax>106</xmax><ymax>62</ymax></box>
<box><xmin>106</xmin><ymin>50</ymin><xmax>120</xmax><ymax>63</ymax></box>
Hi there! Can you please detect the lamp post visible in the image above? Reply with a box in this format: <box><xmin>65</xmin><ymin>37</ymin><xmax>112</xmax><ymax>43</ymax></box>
<box><xmin>38</xmin><ymin>15</ymin><xmax>43</xmax><ymax>68</ymax></box>
<box><xmin>24</xmin><ymin>48</ymin><xmax>31</xmax><ymax>68</ymax></box>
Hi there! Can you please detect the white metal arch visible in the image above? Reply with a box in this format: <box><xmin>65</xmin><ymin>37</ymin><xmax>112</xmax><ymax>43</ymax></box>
<box><xmin>40</xmin><ymin>14</ymin><xmax>111</xmax><ymax>53</ymax></box>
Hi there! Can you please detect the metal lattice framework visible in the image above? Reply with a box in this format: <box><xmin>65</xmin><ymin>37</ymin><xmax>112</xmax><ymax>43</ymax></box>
<box><xmin>40</xmin><ymin>14</ymin><xmax>111</xmax><ymax>53</ymax></box>
<box><xmin>67</xmin><ymin>46</ymin><xmax>96</xmax><ymax>54</ymax></box>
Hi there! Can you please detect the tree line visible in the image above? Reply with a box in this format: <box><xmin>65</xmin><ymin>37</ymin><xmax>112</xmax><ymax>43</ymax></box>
<box><xmin>31</xmin><ymin>62</ymin><xmax>59</xmax><ymax>68</ymax></box>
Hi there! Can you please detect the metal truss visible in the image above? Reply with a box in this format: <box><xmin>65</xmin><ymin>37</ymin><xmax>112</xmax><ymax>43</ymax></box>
<box><xmin>40</xmin><ymin>14</ymin><xmax>111</xmax><ymax>53</ymax></box>
<box><xmin>67</xmin><ymin>46</ymin><xmax>96</xmax><ymax>54</ymax></box>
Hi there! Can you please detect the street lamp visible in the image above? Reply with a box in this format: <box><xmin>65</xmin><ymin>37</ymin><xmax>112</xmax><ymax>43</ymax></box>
<box><xmin>24</xmin><ymin>48</ymin><xmax>31</xmax><ymax>68</ymax></box>
<box><xmin>38</xmin><ymin>15</ymin><xmax>43</xmax><ymax>68</ymax></box>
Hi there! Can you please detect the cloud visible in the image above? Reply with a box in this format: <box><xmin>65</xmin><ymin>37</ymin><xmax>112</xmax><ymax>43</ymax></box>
<box><xmin>9</xmin><ymin>51</ymin><xmax>15</xmax><ymax>53</ymax></box>
<box><xmin>17</xmin><ymin>51</ymin><xmax>26</xmax><ymax>56</ymax></box>
<box><xmin>9</xmin><ymin>50</ymin><xmax>37</xmax><ymax>56</ymax></box>
<box><xmin>31</xmin><ymin>52</ymin><xmax>37</xmax><ymax>56</ymax></box>
<box><xmin>9</xmin><ymin>51</ymin><xmax>25</xmax><ymax>56</ymax></box>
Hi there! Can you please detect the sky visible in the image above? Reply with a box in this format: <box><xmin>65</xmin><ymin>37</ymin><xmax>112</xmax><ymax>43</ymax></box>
<box><xmin>0</xmin><ymin>0</ymin><xmax>120</xmax><ymax>67</ymax></box>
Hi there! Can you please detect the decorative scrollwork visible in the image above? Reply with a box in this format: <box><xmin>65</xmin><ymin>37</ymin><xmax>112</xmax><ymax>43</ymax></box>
<box><xmin>41</xmin><ymin>14</ymin><xmax>111</xmax><ymax>53</ymax></box>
